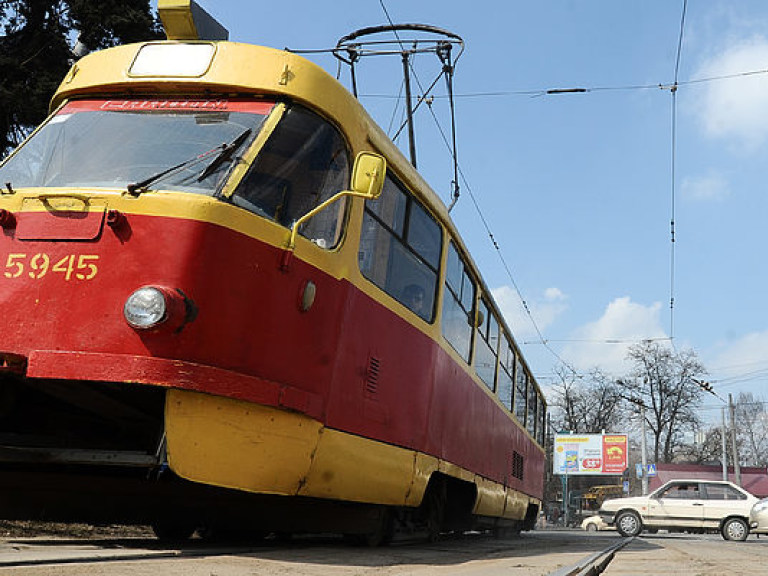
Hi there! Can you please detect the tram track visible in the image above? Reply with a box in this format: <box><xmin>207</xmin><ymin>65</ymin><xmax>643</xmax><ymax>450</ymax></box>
<box><xmin>0</xmin><ymin>540</ymin><xmax>274</xmax><ymax>570</ymax></box>
<box><xmin>547</xmin><ymin>537</ymin><xmax>633</xmax><ymax>576</ymax></box>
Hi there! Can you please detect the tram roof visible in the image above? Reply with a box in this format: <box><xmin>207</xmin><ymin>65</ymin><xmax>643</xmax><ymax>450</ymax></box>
<box><xmin>52</xmin><ymin>41</ymin><xmax>451</xmax><ymax>222</ymax></box>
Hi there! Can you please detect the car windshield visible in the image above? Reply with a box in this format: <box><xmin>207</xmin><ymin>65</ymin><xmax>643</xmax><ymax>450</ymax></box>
<box><xmin>0</xmin><ymin>98</ymin><xmax>274</xmax><ymax>194</ymax></box>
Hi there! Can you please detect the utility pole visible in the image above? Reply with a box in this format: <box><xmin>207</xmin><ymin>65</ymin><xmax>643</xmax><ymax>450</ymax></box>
<box><xmin>622</xmin><ymin>392</ymin><xmax>649</xmax><ymax>495</ymax></box>
<box><xmin>639</xmin><ymin>401</ymin><xmax>648</xmax><ymax>495</ymax></box>
<box><xmin>695</xmin><ymin>379</ymin><xmax>735</xmax><ymax>483</ymax></box>
<box><xmin>721</xmin><ymin>406</ymin><xmax>728</xmax><ymax>481</ymax></box>
<box><xmin>729</xmin><ymin>393</ymin><xmax>742</xmax><ymax>486</ymax></box>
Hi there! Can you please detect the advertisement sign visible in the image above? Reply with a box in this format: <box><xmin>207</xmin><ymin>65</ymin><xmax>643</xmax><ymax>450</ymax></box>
<box><xmin>553</xmin><ymin>433</ymin><xmax>628</xmax><ymax>476</ymax></box>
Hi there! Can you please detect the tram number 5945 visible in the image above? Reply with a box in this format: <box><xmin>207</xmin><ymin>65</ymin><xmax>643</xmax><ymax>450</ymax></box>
<box><xmin>4</xmin><ymin>253</ymin><xmax>99</xmax><ymax>281</ymax></box>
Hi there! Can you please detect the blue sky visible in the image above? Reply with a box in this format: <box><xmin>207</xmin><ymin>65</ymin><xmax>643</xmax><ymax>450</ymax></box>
<box><xmin>194</xmin><ymin>1</ymin><xmax>768</xmax><ymax>418</ymax></box>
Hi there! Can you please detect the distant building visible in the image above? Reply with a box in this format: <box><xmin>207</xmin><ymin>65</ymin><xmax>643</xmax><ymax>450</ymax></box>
<box><xmin>649</xmin><ymin>463</ymin><xmax>768</xmax><ymax>498</ymax></box>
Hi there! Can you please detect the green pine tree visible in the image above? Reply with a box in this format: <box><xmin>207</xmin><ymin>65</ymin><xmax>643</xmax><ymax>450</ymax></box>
<box><xmin>0</xmin><ymin>0</ymin><xmax>162</xmax><ymax>155</ymax></box>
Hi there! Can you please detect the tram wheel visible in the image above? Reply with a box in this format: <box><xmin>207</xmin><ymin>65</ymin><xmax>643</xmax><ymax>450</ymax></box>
<box><xmin>424</xmin><ymin>482</ymin><xmax>446</xmax><ymax>542</ymax></box>
<box><xmin>345</xmin><ymin>508</ymin><xmax>394</xmax><ymax>547</ymax></box>
<box><xmin>151</xmin><ymin>520</ymin><xmax>197</xmax><ymax>542</ymax></box>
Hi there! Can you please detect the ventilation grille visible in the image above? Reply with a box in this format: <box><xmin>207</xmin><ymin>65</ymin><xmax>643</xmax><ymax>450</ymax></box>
<box><xmin>365</xmin><ymin>356</ymin><xmax>381</xmax><ymax>395</ymax></box>
<box><xmin>512</xmin><ymin>451</ymin><xmax>524</xmax><ymax>481</ymax></box>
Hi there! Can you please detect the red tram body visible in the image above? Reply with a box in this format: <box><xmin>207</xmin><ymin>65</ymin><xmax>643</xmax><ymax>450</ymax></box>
<box><xmin>0</xmin><ymin>1</ymin><xmax>546</xmax><ymax>541</ymax></box>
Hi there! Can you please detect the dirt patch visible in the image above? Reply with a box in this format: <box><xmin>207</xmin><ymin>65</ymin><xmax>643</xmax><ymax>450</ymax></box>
<box><xmin>0</xmin><ymin>520</ymin><xmax>153</xmax><ymax>539</ymax></box>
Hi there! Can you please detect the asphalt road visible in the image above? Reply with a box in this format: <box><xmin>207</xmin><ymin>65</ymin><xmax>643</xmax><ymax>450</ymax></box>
<box><xmin>0</xmin><ymin>529</ymin><xmax>766</xmax><ymax>575</ymax></box>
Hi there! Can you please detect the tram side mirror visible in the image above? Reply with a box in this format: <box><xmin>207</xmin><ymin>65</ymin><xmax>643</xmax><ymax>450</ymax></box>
<box><xmin>351</xmin><ymin>152</ymin><xmax>386</xmax><ymax>199</ymax></box>
<box><xmin>285</xmin><ymin>152</ymin><xmax>386</xmax><ymax>252</ymax></box>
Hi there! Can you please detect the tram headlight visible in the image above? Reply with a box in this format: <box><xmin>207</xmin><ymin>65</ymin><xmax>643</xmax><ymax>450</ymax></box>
<box><xmin>124</xmin><ymin>287</ymin><xmax>168</xmax><ymax>329</ymax></box>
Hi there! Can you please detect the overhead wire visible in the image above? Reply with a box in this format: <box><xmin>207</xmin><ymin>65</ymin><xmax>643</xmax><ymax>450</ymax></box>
<box><xmin>372</xmin><ymin>0</ymin><xmax>661</xmax><ymax>379</ymax></box>
<box><xmin>354</xmin><ymin>66</ymin><xmax>768</xmax><ymax>101</ymax></box>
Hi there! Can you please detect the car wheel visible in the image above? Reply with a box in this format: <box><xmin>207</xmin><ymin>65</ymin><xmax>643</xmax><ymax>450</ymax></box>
<box><xmin>722</xmin><ymin>517</ymin><xmax>749</xmax><ymax>542</ymax></box>
<box><xmin>586</xmin><ymin>523</ymin><xmax>598</xmax><ymax>532</ymax></box>
<box><xmin>615</xmin><ymin>511</ymin><xmax>642</xmax><ymax>537</ymax></box>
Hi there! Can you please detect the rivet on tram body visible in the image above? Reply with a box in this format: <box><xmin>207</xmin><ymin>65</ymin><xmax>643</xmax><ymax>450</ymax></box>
<box><xmin>0</xmin><ymin>209</ymin><xmax>16</xmax><ymax>229</ymax></box>
<box><xmin>300</xmin><ymin>280</ymin><xmax>317</xmax><ymax>312</ymax></box>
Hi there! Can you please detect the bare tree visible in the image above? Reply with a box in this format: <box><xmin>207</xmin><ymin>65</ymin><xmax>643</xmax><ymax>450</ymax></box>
<box><xmin>550</xmin><ymin>365</ymin><xmax>625</xmax><ymax>434</ymax></box>
<box><xmin>617</xmin><ymin>341</ymin><xmax>706</xmax><ymax>463</ymax></box>
<box><xmin>733</xmin><ymin>392</ymin><xmax>768</xmax><ymax>467</ymax></box>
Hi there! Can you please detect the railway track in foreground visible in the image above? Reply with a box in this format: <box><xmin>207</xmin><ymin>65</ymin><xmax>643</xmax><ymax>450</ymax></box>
<box><xmin>1</xmin><ymin>530</ymin><xmax>765</xmax><ymax>575</ymax></box>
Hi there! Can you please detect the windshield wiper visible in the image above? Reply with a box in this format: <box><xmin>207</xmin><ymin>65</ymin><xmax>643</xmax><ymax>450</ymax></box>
<box><xmin>127</xmin><ymin>128</ymin><xmax>252</xmax><ymax>196</ymax></box>
<box><xmin>196</xmin><ymin>128</ymin><xmax>251</xmax><ymax>182</ymax></box>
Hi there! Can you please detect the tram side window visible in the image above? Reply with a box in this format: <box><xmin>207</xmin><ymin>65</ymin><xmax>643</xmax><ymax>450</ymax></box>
<box><xmin>475</xmin><ymin>298</ymin><xmax>499</xmax><ymax>391</ymax></box>
<box><xmin>497</xmin><ymin>339</ymin><xmax>514</xmax><ymax>411</ymax></box>
<box><xmin>527</xmin><ymin>383</ymin><xmax>538</xmax><ymax>437</ymax></box>
<box><xmin>537</xmin><ymin>395</ymin><xmax>546</xmax><ymax>445</ymax></box>
<box><xmin>232</xmin><ymin>105</ymin><xmax>350</xmax><ymax>249</ymax></box>
<box><xmin>514</xmin><ymin>357</ymin><xmax>527</xmax><ymax>425</ymax></box>
<box><xmin>441</xmin><ymin>242</ymin><xmax>476</xmax><ymax>362</ymax></box>
<box><xmin>358</xmin><ymin>174</ymin><xmax>441</xmax><ymax>322</ymax></box>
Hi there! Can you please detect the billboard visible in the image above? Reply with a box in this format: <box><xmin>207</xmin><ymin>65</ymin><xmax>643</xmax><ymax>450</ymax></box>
<box><xmin>553</xmin><ymin>433</ymin><xmax>628</xmax><ymax>476</ymax></box>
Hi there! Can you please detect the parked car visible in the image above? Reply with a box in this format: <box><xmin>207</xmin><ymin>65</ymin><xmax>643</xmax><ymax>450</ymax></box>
<box><xmin>749</xmin><ymin>497</ymin><xmax>768</xmax><ymax>535</ymax></box>
<box><xmin>581</xmin><ymin>515</ymin><xmax>613</xmax><ymax>531</ymax></box>
<box><xmin>599</xmin><ymin>479</ymin><xmax>757</xmax><ymax>541</ymax></box>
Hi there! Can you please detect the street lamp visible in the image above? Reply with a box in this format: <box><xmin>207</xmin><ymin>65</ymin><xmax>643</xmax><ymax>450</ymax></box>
<box><xmin>616</xmin><ymin>382</ymin><xmax>649</xmax><ymax>496</ymax></box>
<box><xmin>627</xmin><ymin>396</ymin><xmax>649</xmax><ymax>496</ymax></box>
<box><xmin>694</xmin><ymin>379</ymin><xmax>740</xmax><ymax>486</ymax></box>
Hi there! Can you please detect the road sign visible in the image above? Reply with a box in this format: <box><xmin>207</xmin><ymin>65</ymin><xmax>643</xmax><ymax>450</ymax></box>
<box><xmin>646</xmin><ymin>463</ymin><xmax>657</xmax><ymax>477</ymax></box>
<box><xmin>636</xmin><ymin>463</ymin><xmax>643</xmax><ymax>478</ymax></box>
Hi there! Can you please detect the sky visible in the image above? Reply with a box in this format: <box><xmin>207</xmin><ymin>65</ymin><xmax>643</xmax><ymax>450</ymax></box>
<box><xmin>192</xmin><ymin>0</ymin><xmax>768</xmax><ymax>422</ymax></box>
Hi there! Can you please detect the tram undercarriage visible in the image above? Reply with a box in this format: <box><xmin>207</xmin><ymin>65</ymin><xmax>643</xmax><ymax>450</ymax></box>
<box><xmin>0</xmin><ymin>372</ymin><xmax>536</xmax><ymax>543</ymax></box>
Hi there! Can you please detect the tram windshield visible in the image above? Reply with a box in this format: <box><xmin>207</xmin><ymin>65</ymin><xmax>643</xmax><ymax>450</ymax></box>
<box><xmin>0</xmin><ymin>98</ymin><xmax>275</xmax><ymax>195</ymax></box>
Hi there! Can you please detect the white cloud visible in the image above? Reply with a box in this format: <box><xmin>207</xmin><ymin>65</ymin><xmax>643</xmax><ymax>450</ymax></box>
<box><xmin>708</xmin><ymin>331</ymin><xmax>768</xmax><ymax>395</ymax></box>
<box><xmin>681</xmin><ymin>173</ymin><xmax>731</xmax><ymax>201</ymax></box>
<box><xmin>492</xmin><ymin>285</ymin><xmax>568</xmax><ymax>341</ymax></box>
<box><xmin>561</xmin><ymin>297</ymin><xmax>668</xmax><ymax>375</ymax></box>
<box><xmin>693</xmin><ymin>36</ymin><xmax>768</xmax><ymax>147</ymax></box>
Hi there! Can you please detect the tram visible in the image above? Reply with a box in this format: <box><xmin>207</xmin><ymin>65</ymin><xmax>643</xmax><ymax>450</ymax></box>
<box><xmin>0</xmin><ymin>0</ymin><xmax>546</xmax><ymax>542</ymax></box>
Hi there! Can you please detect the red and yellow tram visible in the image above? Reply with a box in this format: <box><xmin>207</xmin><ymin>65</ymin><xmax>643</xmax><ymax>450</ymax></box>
<box><xmin>0</xmin><ymin>0</ymin><xmax>546</xmax><ymax>542</ymax></box>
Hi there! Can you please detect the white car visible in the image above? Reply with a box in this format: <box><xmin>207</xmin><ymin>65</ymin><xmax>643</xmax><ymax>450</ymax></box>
<box><xmin>581</xmin><ymin>515</ymin><xmax>613</xmax><ymax>531</ymax></box>
<box><xmin>599</xmin><ymin>479</ymin><xmax>757</xmax><ymax>541</ymax></box>
<box><xmin>749</xmin><ymin>497</ymin><xmax>768</xmax><ymax>534</ymax></box>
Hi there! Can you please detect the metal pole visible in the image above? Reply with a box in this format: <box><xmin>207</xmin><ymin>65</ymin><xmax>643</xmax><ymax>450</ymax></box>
<box><xmin>640</xmin><ymin>402</ymin><xmax>648</xmax><ymax>495</ymax></box>
<box><xmin>563</xmin><ymin>468</ymin><xmax>569</xmax><ymax>527</ymax></box>
<box><xmin>401</xmin><ymin>52</ymin><xmax>417</xmax><ymax>168</ymax></box>
<box><xmin>721</xmin><ymin>406</ymin><xmax>728</xmax><ymax>481</ymax></box>
<box><xmin>729</xmin><ymin>393</ymin><xmax>741</xmax><ymax>486</ymax></box>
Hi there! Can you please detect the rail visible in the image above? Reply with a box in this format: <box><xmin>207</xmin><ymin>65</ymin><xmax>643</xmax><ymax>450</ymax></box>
<box><xmin>547</xmin><ymin>537</ymin><xmax>634</xmax><ymax>576</ymax></box>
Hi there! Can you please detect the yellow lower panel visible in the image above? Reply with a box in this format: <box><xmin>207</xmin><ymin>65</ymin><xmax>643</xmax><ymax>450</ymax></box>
<box><xmin>503</xmin><ymin>489</ymin><xmax>532</xmax><ymax>520</ymax></box>
<box><xmin>165</xmin><ymin>389</ymin><xmax>322</xmax><ymax>495</ymax></box>
<box><xmin>298</xmin><ymin>428</ymin><xmax>415</xmax><ymax>506</ymax></box>
<box><xmin>473</xmin><ymin>476</ymin><xmax>507</xmax><ymax>517</ymax></box>
<box><xmin>406</xmin><ymin>452</ymin><xmax>439</xmax><ymax>507</ymax></box>
<box><xmin>165</xmin><ymin>389</ymin><xmax>535</xmax><ymax>518</ymax></box>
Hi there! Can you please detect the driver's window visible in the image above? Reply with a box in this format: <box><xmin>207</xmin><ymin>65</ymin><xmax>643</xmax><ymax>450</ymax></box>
<box><xmin>232</xmin><ymin>105</ymin><xmax>350</xmax><ymax>249</ymax></box>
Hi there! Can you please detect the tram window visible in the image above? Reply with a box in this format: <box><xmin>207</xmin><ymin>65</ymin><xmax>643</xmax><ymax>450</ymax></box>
<box><xmin>527</xmin><ymin>381</ymin><xmax>538</xmax><ymax>437</ymax></box>
<box><xmin>359</xmin><ymin>174</ymin><xmax>441</xmax><ymax>322</ymax></box>
<box><xmin>537</xmin><ymin>396</ymin><xmax>546</xmax><ymax>444</ymax></box>
<box><xmin>408</xmin><ymin>202</ymin><xmax>442</xmax><ymax>269</ymax></box>
<box><xmin>0</xmin><ymin>99</ymin><xmax>273</xmax><ymax>194</ymax></box>
<box><xmin>441</xmin><ymin>242</ymin><xmax>475</xmax><ymax>362</ymax></box>
<box><xmin>232</xmin><ymin>105</ymin><xmax>350</xmax><ymax>249</ymax></box>
<box><xmin>475</xmin><ymin>298</ymin><xmax>498</xmax><ymax>391</ymax></box>
<box><xmin>515</xmin><ymin>357</ymin><xmax>527</xmax><ymax>424</ymax></box>
<box><xmin>497</xmin><ymin>340</ymin><xmax>514</xmax><ymax>411</ymax></box>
